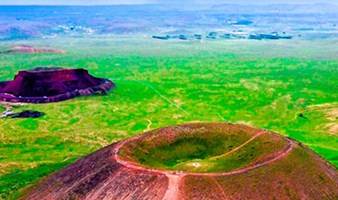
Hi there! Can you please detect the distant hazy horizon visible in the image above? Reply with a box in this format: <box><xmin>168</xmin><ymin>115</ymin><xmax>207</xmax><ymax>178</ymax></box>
<box><xmin>0</xmin><ymin>0</ymin><xmax>337</xmax><ymax>5</ymax></box>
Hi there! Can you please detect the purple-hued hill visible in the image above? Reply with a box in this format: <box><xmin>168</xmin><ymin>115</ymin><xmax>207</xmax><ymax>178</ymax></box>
<box><xmin>0</xmin><ymin>67</ymin><xmax>114</xmax><ymax>103</ymax></box>
<box><xmin>1</xmin><ymin>45</ymin><xmax>65</xmax><ymax>54</ymax></box>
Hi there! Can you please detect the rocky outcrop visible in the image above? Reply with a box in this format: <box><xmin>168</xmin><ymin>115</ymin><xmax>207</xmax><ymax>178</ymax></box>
<box><xmin>152</xmin><ymin>32</ymin><xmax>293</xmax><ymax>41</ymax></box>
<box><xmin>249</xmin><ymin>33</ymin><xmax>293</xmax><ymax>40</ymax></box>
<box><xmin>0</xmin><ymin>67</ymin><xmax>115</xmax><ymax>103</ymax></box>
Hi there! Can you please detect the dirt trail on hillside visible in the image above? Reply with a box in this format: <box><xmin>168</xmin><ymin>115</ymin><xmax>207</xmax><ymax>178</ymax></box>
<box><xmin>211</xmin><ymin>131</ymin><xmax>266</xmax><ymax>160</ymax></box>
<box><xmin>162</xmin><ymin>174</ymin><xmax>184</xmax><ymax>200</ymax></box>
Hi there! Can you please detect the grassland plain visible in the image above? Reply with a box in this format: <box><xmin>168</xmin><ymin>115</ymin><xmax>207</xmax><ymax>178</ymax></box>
<box><xmin>0</xmin><ymin>37</ymin><xmax>337</xmax><ymax>199</ymax></box>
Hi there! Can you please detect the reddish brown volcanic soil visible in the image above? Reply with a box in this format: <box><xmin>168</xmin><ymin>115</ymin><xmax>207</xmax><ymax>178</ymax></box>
<box><xmin>0</xmin><ymin>67</ymin><xmax>114</xmax><ymax>103</ymax></box>
<box><xmin>1</xmin><ymin>45</ymin><xmax>65</xmax><ymax>54</ymax></box>
<box><xmin>24</xmin><ymin>123</ymin><xmax>338</xmax><ymax>200</ymax></box>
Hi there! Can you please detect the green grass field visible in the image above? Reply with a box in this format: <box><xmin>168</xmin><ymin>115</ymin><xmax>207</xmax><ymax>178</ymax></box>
<box><xmin>0</xmin><ymin>38</ymin><xmax>337</xmax><ymax>199</ymax></box>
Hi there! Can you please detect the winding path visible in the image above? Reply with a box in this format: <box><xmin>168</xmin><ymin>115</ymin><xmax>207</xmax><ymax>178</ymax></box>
<box><xmin>211</xmin><ymin>130</ymin><xmax>266</xmax><ymax>160</ymax></box>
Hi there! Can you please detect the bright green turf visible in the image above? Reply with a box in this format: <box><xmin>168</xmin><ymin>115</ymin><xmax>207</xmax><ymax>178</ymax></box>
<box><xmin>0</xmin><ymin>38</ymin><xmax>337</xmax><ymax>199</ymax></box>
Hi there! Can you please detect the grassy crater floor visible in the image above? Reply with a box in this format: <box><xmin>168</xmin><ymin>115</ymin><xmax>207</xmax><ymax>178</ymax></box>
<box><xmin>119</xmin><ymin>123</ymin><xmax>289</xmax><ymax>173</ymax></box>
